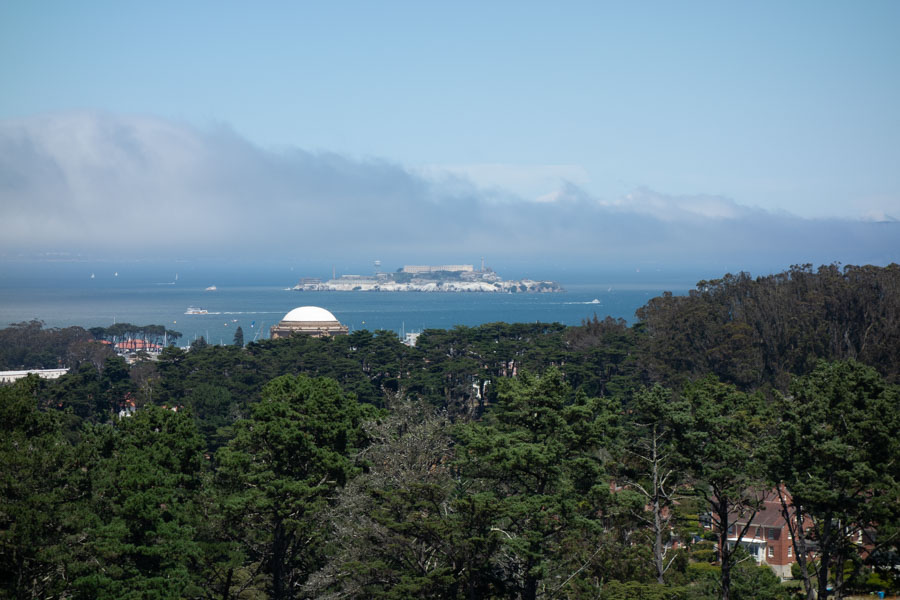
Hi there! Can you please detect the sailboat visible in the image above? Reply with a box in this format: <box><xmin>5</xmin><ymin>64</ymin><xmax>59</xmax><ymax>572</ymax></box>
<box><xmin>252</xmin><ymin>322</ymin><xmax>265</xmax><ymax>341</ymax></box>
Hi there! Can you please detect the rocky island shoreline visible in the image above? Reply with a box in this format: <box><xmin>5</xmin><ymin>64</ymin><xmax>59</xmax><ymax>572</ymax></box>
<box><xmin>292</xmin><ymin>263</ymin><xmax>563</xmax><ymax>293</ymax></box>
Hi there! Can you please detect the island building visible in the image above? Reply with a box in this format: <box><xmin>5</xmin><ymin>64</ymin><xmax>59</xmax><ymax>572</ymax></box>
<box><xmin>269</xmin><ymin>306</ymin><xmax>349</xmax><ymax>339</ymax></box>
<box><xmin>290</xmin><ymin>260</ymin><xmax>559</xmax><ymax>292</ymax></box>
<box><xmin>402</xmin><ymin>264</ymin><xmax>474</xmax><ymax>274</ymax></box>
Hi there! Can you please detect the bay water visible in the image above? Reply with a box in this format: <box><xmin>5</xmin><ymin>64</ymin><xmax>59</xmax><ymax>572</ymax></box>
<box><xmin>0</xmin><ymin>262</ymin><xmax>697</xmax><ymax>346</ymax></box>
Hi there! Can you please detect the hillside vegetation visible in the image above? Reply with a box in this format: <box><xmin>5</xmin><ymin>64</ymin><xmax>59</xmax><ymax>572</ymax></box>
<box><xmin>1</xmin><ymin>263</ymin><xmax>899</xmax><ymax>600</ymax></box>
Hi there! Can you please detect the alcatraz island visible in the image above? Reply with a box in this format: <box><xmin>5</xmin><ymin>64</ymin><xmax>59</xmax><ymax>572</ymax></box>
<box><xmin>292</xmin><ymin>262</ymin><xmax>564</xmax><ymax>293</ymax></box>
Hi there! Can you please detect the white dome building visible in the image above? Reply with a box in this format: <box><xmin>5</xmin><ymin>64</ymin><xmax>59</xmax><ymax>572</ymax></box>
<box><xmin>270</xmin><ymin>306</ymin><xmax>349</xmax><ymax>339</ymax></box>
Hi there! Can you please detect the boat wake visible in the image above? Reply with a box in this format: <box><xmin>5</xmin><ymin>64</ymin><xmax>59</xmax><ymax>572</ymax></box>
<box><xmin>186</xmin><ymin>311</ymin><xmax>284</xmax><ymax>316</ymax></box>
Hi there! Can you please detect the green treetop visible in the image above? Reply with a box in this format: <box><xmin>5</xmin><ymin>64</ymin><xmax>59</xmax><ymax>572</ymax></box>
<box><xmin>771</xmin><ymin>360</ymin><xmax>900</xmax><ymax>599</ymax></box>
<box><xmin>453</xmin><ymin>368</ymin><xmax>618</xmax><ymax>600</ymax></box>
<box><xmin>213</xmin><ymin>374</ymin><xmax>375</xmax><ymax>600</ymax></box>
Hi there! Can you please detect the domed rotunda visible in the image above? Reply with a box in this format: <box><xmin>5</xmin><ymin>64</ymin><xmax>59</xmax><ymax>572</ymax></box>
<box><xmin>269</xmin><ymin>306</ymin><xmax>349</xmax><ymax>339</ymax></box>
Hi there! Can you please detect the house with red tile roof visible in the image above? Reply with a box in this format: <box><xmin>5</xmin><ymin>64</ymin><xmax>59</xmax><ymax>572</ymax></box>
<box><xmin>115</xmin><ymin>339</ymin><xmax>163</xmax><ymax>353</ymax></box>
<box><xmin>722</xmin><ymin>489</ymin><xmax>812</xmax><ymax>579</ymax></box>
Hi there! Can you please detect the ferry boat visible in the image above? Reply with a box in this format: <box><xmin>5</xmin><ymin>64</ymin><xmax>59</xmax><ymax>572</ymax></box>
<box><xmin>185</xmin><ymin>307</ymin><xmax>208</xmax><ymax>315</ymax></box>
<box><xmin>205</xmin><ymin>285</ymin><xmax>217</xmax><ymax>291</ymax></box>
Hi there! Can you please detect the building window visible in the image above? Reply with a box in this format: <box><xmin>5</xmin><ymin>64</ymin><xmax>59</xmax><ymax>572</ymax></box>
<box><xmin>768</xmin><ymin>546</ymin><xmax>774</xmax><ymax>558</ymax></box>
<box><xmin>787</xmin><ymin>546</ymin><xmax>793</xmax><ymax>558</ymax></box>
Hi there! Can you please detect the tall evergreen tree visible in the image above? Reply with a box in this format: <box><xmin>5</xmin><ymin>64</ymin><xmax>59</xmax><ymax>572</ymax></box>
<box><xmin>69</xmin><ymin>405</ymin><xmax>207</xmax><ymax>599</ymax></box>
<box><xmin>305</xmin><ymin>396</ymin><xmax>503</xmax><ymax>599</ymax></box>
<box><xmin>454</xmin><ymin>368</ymin><xmax>617</xmax><ymax>599</ymax></box>
<box><xmin>770</xmin><ymin>360</ymin><xmax>900</xmax><ymax>599</ymax></box>
<box><xmin>0</xmin><ymin>377</ymin><xmax>73</xmax><ymax>598</ymax></box>
<box><xmin>214</xmin><ymin>374</ymin><xmax>373</xmax><ymax>600</ymax></box>
<box><xmin>674</xmin><ymin>377</ymin><xmax>768</xmax><ymax>600</ymax></box>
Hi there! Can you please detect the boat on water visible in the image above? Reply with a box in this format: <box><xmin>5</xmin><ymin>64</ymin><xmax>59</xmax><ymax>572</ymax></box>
<box><xmin>185</xmin><ymin>307</ymin><xmax>209</xmax><ymax>315</ymax></box>
<box><xmin>205</xmin><ymin>285</ymin><xmax>217</xmax><ymax>291</ymax></box>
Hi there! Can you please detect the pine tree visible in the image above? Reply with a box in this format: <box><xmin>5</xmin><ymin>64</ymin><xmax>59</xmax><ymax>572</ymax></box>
<box><xmin>214</xmin><ymin>374</ymin><xmax>374</xmax><ymax>599</ymax></box>
<box><xmin>0</xmin><ymin>377</ymin><xmax>73</xmax><ymax>598</ymax></box>
<box><xmin>69</xmin><ymin>405</ymin><xmax>207</xmax><ymax>598</ymax></box>
<box><xmin>771</xmin><ymin>360</ymin><xmax>900</xmax><ymax>599</ymax></box>
<box><xmin>674</xmin><ymin>377</ymin><xmax>769</xmax><ymax>600</ymax></box>
<box><xmin>454</xmin><ymin>368</ymin><xmax>617</xmax><ymax>599</ymax></box>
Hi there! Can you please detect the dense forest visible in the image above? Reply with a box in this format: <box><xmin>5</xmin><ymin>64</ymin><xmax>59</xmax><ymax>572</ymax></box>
<box><xmin>2</xmin><ymin>264</ymin><xmax>899</xmax><ymax>600</ymax></box>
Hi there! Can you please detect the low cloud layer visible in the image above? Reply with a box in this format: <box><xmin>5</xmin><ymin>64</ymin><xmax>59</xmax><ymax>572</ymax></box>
<box><xmin>1</xmin><ymin>112</ymin><xmax>896</xmax><ymax>271</ymax></box>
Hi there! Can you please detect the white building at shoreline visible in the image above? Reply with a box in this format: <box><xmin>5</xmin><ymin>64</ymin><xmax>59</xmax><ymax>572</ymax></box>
<box><xmin>0</xmin><ymin>368</ymin><xmax>69</xmax><ymax>384</ymax></box>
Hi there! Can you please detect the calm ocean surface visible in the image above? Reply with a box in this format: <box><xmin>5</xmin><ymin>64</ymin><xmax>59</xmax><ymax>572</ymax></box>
<box><xmin>0</xmin><ymin>262</ymin><xmax>698</xmax><ymax>346</ymax></box>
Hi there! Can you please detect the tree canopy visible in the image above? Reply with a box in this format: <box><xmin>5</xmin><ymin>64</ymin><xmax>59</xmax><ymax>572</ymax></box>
<box><xmin>2</xmin><ymin>263</ymin><xmax>899</xmax><ymax>599</ymax></box>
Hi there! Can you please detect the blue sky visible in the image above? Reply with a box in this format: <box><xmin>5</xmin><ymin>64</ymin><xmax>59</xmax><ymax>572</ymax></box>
<box><xmin>1</xmin><ymin>1</ymin><xmax>898</xmax><ymax>272</ymax></box>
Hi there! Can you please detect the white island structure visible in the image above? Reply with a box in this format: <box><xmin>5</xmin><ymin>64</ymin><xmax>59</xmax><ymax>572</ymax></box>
<box><xmin>292</xmin><ymin>263</ymin><xmax>563</xmax><ymax>293</ymax></box>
